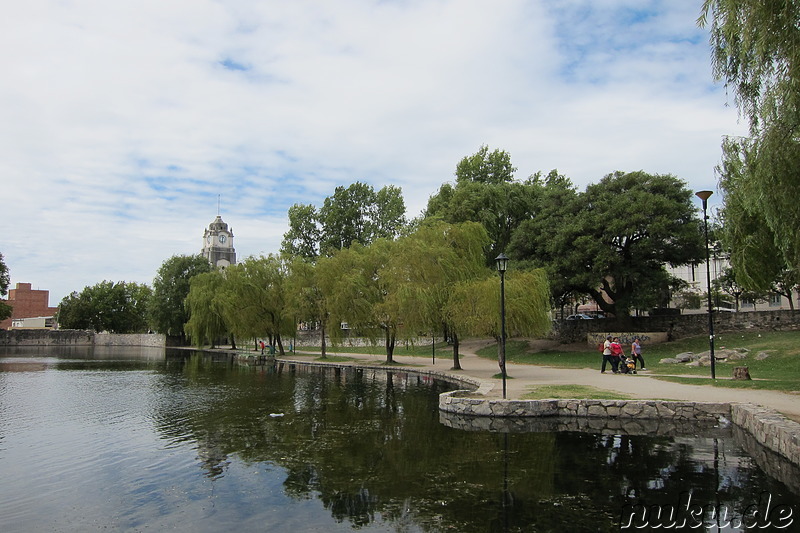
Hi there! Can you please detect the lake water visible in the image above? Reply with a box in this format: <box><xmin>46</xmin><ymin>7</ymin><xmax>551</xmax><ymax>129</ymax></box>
<box><xmin>0</xmin><ymin>346</ymin><xmax>797</xmax><ymax>532</ymax></box>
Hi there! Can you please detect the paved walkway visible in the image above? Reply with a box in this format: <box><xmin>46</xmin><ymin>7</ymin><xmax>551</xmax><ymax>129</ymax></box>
<box><xmin>280</xmin><ymin>341</ymin><xmax>800</xmax><ymax>422</ymax></box>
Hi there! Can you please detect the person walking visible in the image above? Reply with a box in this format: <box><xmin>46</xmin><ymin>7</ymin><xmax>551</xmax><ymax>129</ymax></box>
<box><xmin>601</xmin><ymin>335</ymin><xmax>619</xmax><ymax>373</ymax></box>
<box><xmin>631</xmin><ymin>337</ymin><xmax>646</xmax><ymax>370</ymax></box>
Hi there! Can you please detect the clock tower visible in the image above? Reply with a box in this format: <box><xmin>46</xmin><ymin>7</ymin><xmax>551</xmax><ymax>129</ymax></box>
<box><xmin>202</xmin><ymin>215</ymin><xmax>236</xmax><ymax>268</ymax></box>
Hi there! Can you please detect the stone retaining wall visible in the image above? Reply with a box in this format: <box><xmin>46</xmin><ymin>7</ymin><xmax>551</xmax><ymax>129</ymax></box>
<box><xmin>0</xmin><ymin>329</ymin><xmax>94</xmax><ymax>346</ymax></box>
<box><xmin>438</xmin><ymin>391</ymin><xmax>800</xmax><ymax>467</ymax></box>
<box><xmin>730</xmin><ymin>404</ymin><xmax>800</xmax><ymax>466</ymax></box>
<box><xmin>94</xmin><ymin>333</ymin><xmax>166</xmax><ymax>347</ymax></box>
<box><xmin>0</xmin><ymin>330</ymin><xmax>166</xmax><ymax>347</ymax></box>
<box><xmin>554</xmin><ymin>309</ymin><xmax>800</xmax><ymax>344</ymax></box>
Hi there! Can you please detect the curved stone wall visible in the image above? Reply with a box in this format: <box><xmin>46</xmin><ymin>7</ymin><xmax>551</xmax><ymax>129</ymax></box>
<box><xmin>438</xmin><ymin>390</ymin><xmax>800</xmax><ymax>467</ymax></box>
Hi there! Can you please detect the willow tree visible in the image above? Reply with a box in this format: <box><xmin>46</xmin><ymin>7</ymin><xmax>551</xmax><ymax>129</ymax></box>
<box><xmin>391</xmin><ymin>220</ymin><xmax>490</xmax><ymax>370</ymax></box>
<box><xmin>700</xmin><ymin>1</ymin><xmax>800</xmax><ymax>282</ymax></box>
<box><xmin>448</xmin><ymin>270</ymin><xmax>551</xmax><ymax>340</ymax></box>
<box><xmin>317</xmin><ymin>240</ymin><xmax>402</xmax><ymax>363</ymax></box>
<box><xmin>184</xmin><ymin>270</ymin><xmax>229</xmax><ymax>348</ymax></box>
<box><xmin>447</xmin><ymin>269</ymin><xmax>550</xmax><ymax>375</ymax></box>
<box><xmin>447</xmin><ymin>269</ymin><xmax>550</xmax><ymax>376</ymax></box>
<box><xmin>220</xmin><ymin>255</ymin><xmax>292</xmax><ymax>354</ymax></box>
<box><xmin>285</xmin><ymin>257</ymin><xmax>331</xmax><ymax>357</ymax></box>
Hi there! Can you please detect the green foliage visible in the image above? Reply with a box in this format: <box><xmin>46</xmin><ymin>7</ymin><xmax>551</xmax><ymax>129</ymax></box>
<box><xmin>674</xmin><ymin>290</ymin><xmax>702</xmax><ymax>310</ymax></box>
<box><xmin>700</xmin><ymin>0</ymin><xmax>800</xmax><ymax>131</ymax></box>
<box><xmin>0</xmin><ymin>252</ymin><xmax>11</xmax><ymax>321</ymax></box>
<box><xmin>447</xmin><ymin>269</ymin><xmax>551</xmax><ymax>340</ymax></box>
<box><xmin>184</xmin><ymin>270</ymin><xmax>228</xmax><ymax>347</ymax></box>
<box><xmin>714</xmin><ymin>267</ymin><xmax>745</xmax><ymax>310</ymax></box>
<box><xmin>454</xmin><ymin>144</ymin><xmax>517</xmax><ymax>185</ymax></box>
<box><xmin>511</xmin><ymin>170</ymin><xmax>704</xmax><ymax>317</ymax></box>
<box><xmin>717</xmin><ymin>137</ymin><xmax>788</xmax><ymax>290</ymax></box>
<box><xmin>772</xmin><ymin>267</ymin><xmax>800</xmax><ymax>311</ymax></box>
<box><xmin>219</xmin><ymin>255</ymin><xmax>293</xmax><ymax>354</ymax></box>
<box><xmin>150</xmin><ymin>254</ymin><xmax>212</xmax><ymax>339</ymax></box>
<box><xmin>0</xmin><ymin>252</ymin><xmax>9</xmax><ymax>296</ymax></box>
<box><xmin>701</xmin><ymin>2</ymin><xmax>800</xmax><ymax>283</ymax></box>
<box><xmin>319</xmin><ymin>182</ymin><xmax>407</xmax><ymax>255</ymax></box>
<box><xmin>56</xmin><ymin>280</ymin><xmax>152</xmax><ymax>333</ymax></box>
<box><xmin>281</xmin><ymin>204</ymin><xmax>320</xmax><ymax>259</ymax></box>
<box><xmin>425</xmin><ymin>146</ymin><xmax>539</xmax><ymax>262</ymax></box>
<box><xmin>281</xmin><ymin>182</ymin><xmax>407</xmax><ymax>259</ymax></box>
<box><xmin>388</xmin><ymin>220</ymin><xmax>491</xmax><ymax>367</ymax></box>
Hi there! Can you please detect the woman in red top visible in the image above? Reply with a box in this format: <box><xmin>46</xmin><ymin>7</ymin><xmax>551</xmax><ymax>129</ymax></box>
<box><xmin>609</xmin><ymin>337</ymin><xmax>623</xmax><ymax>373</ymax></box>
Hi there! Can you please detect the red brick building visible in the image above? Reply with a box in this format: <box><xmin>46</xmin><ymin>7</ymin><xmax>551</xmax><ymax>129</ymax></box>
<box><xmin>0</xmin><ymin>283</ymin><xmax>59</xmax><ymax>329</ymax></box>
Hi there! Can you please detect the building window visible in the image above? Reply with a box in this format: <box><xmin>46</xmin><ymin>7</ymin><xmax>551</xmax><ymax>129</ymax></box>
<box><xmin>769</xmin><ymin>293</ymin><xmax>782</xmax><ymax>307</ymax></box>
<box><xmin>741</xmin><ymin>298</ymin><xmax>754</xmax><ymax>308</ymax></box>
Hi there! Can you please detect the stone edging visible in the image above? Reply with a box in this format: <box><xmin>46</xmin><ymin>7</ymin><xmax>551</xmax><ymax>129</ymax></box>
<box><xmin>439</xmin><ymin>390</ymin><xmax>800</xmax><ymax>466</ymax></box>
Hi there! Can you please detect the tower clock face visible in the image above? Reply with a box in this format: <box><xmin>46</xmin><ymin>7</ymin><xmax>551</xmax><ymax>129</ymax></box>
<box><xmin>219</xmin><ymin>235</ymin><xmax>227</xmax><ymax>244</ymax></box>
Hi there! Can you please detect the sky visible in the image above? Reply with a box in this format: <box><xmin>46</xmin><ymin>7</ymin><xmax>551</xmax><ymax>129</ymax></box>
<box><xmin>1</xmin><ymin>0</ymin><xmax>748</xmax><ymax>306</ymax></box>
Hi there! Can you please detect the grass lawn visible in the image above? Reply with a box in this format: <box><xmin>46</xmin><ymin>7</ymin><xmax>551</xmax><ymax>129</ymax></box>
<box><xmin>522</xmin><ymin>385</ymin><xmax>633</xmax><ymax>401</ymax></box>
<box><xmin>476</xmin><ymin>331</ymin><xmax>800</xmax><ymax>393</ymax></box>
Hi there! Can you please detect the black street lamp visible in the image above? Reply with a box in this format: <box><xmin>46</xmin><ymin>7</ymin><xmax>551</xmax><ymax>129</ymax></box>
<box><xmin>696</xmin><ymin>190</ymin><xmax>716</xmax><ymax>380</ymax></box>
<box><xmin>495</xmin><ymin>253</ymin><xmax>509</xmax><ymax>399</ymax></box>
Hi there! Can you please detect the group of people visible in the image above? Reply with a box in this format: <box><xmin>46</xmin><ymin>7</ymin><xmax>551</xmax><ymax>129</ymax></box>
<box><xmin>601</xmin><ymin>336</ymin><xmax>646</xmax><ymax>374</ymax></box>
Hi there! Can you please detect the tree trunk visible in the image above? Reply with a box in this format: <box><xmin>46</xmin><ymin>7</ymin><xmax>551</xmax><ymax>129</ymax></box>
<box><xmin>320</xmin><ymin>324</ymin><xmax>327</xmax><ymax>358</ymax></box>
<box><xmin>451</xmin><ymin>333</ymin><xmax>461</xmax><ymax>370</ymax></box>
<box><xmin>276</xmin><ymin>334</ymin><xmax>284</xmax><ymax>355</ymax></box>
<box><xmin>230</xmin><ymin>334</ymin><xmax>236</xmax><ymax>350</ymax></box>
<box><xmin>733</xmin><ymin>366</ymin><xmax>751</xmax><ymax>380</ymax></box>
<box><xmin>385</xmin><ymin>328</ymin><xmax>395</xmax><ymax>364</ymax></box>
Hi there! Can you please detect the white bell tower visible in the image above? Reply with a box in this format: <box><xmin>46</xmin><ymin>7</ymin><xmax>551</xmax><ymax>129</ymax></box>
<box><xmin>201</xmin><ymin>215</ymin><xmax>236</xmax><ymax>268</ymax></box>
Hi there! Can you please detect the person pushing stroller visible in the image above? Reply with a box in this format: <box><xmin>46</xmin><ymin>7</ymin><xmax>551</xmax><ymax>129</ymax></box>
<box><xmin>611</xmin><ymin>337</ymin><xmax>637</xmax><ymax>374</ymax></box>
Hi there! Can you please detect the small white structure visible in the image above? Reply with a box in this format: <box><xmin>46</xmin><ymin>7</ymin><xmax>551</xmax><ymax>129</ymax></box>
<box><xmin>11</xmin><ymin>316</ymin><xmax>55</xmax><ymax>329</ymax></box>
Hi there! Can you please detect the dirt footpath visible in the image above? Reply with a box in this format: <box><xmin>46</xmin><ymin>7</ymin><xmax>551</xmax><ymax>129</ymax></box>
<box><xmin>283</xmin><ymin>340</ymin><xmax>800</xmax><ymax>422</ymax></box>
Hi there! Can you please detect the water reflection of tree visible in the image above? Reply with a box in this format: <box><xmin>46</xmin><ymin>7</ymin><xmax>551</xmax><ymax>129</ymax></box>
<box><xmin>149</xmin><ymin>355</ymin><xmax>797</xmax><ymax>532</ymax></box>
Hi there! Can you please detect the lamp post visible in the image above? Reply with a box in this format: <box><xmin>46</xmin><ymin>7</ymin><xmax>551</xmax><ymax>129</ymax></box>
<box><xmin>495</xmin><ymin>253</ymin><xmax>509</xmax><ymax>399</ymax></box>
<box><xmin>696</xmin><ymin>190</ymin><xmax>716</xmax><ymax>380</ymax></box>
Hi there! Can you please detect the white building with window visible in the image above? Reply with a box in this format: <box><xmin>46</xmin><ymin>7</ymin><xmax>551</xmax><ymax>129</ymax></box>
<box><xmin>667</xmin><ymin>253</ymin><xmax>799</xmax><ymax>312</ymax></box>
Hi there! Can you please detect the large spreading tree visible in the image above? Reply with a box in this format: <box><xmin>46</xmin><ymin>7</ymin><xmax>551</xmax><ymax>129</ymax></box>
<box><xmin>150</xmin><ymin>254</ymin><xmax>212</xmax><ymax>343</ymax></box>
<box><xmin>57</xmin><ymin>280</ymin><xmax>152</xmax><ymax>333</ymax></box>
<box><xmin>510</xmin><ymin>170</ymin><xmax>704</xmax><ymax>318</ymax></box>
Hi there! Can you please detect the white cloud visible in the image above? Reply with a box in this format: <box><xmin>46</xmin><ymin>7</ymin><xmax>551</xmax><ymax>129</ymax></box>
<box><xmin>0</xmin><ymin>0</ymin><xmax>746</xmax><ymax>305</ymax></box>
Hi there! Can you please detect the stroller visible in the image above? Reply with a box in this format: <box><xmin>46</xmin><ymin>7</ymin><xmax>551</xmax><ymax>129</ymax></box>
<box><xmin>619</xmin><ymin>355</ymin><xmax>637</xmax><ymax>374</ymax></box>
